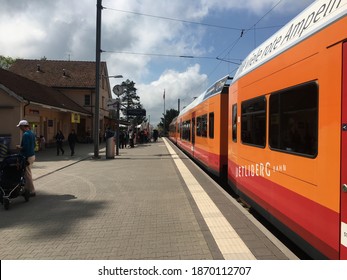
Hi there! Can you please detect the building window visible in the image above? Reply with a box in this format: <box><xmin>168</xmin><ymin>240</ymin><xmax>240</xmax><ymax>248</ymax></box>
<box><xmin>84</xmin><ymin>95</ymin><xmax>91</xmax><ymax>106</ymax></box>
<box><xmin>269</xmin><ymin>81</ymin><xmax>318</xmax><ymax>157</ymax></box>
<box><xmin>241</xmin><ymin>96</ymin><xmax>266</xmax><ymax>147</ymax></box>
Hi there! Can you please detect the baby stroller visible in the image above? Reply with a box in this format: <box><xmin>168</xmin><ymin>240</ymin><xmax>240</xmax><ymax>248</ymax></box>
<box><xmin>0</xmin><ymin>154</ymin><xmax>30</xmax><ymax>210</ymax></box>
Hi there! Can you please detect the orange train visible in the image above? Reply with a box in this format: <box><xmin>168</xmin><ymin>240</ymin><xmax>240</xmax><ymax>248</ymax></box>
<box><xmin>170</xmin><ymin>0</ymin><xmax>347</xmax><ymax>259</ymax></box>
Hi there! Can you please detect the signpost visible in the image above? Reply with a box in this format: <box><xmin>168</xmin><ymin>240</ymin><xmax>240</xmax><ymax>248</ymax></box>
<box><xmin>112</xmin><ymin>85</ymin><xmax>124</xmax><ymax>156</ymax></box>
<box><xmin>106</xmin><ymin>98</ymin><xmax>118</xmax><ymax>110</ymax></box>
<box><xmin>127</xmin><ymin>109</ymin><xmax>146</xmax><ymax>116</ymax></box>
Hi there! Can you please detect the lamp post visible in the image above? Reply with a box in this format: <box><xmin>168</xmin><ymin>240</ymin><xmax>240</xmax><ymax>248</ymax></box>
<box><xmin>113</xmin><ymin>85</ymin><xmax>124</xmax><ymax>156</ymax></box>
<box><xmin>95</xmin><ymin>1</ymin><xmax>124</xmax><ymax>158</ymax></box>
<box><xmin>94</xmin><ymin>0</ymin><xmax>123</xmax><ymax>158</ymax></box>
<box><xmin>116</xmin><ymin>99</ymin><xmax>120</xmax><ymax>156</ymax></box>
<box><xmin>94</xmin><ymin>0</ymin><xmax>102</xmax><ymax>158</ymax></box>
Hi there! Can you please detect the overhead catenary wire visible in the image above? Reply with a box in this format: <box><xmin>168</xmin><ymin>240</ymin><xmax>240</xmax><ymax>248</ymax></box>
<box><xmin>104</xmin><ymin>6</ymin><xmax>284</xmax><ymax>32</ymax></box>
<box><xmin>103</xmin><ymin>7</ymin><xmax>242</xmax><ymax>31</ymax></box>
<box><xmin>216</xmin><ymin>0</ymin><xmax>284</xmax><ymax>61</ymax></box>
<box><xmin>103</xmin><ymin>2</ymin><xmax>284</xmax><ymax>67</ymax></box>
<box><xmin>102</xmin><ymin>2</ymin><xmax>285</xmax><ymax>67</ymax></box>
<box><xmin>102</xmin><ymin>50</ymin><xmax>242</xmax><ymax>64</ymax></box>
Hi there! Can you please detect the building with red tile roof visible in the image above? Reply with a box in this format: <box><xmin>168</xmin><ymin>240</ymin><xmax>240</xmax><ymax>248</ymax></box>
<box><xmin>0</xmin><ymin>59</ymin><xmax>114</xmax><ymax>152</ymax></box>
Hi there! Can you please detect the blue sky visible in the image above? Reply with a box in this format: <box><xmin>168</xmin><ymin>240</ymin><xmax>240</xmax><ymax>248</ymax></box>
<box><xmin>0</xmin><ymin>0</ymin><xmax>314</xmax><ymax>125</ymax></box>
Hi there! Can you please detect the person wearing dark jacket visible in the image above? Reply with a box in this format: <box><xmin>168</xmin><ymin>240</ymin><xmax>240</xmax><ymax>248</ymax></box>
<box><xmin>68</xmin><ymin>129</ymin><xmax>78</xmax><ymax>156</ymax></box>
<box><xmin>55</xmin><ymin>130</ymin><xmax>65</xmax><ymax>156</ymax></box>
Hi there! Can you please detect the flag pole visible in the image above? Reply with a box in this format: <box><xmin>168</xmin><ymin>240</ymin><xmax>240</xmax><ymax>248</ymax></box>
<box><xmin>163</xmin><ymin>89</ymin><xmax>166</xmax><ymax>134</ymax></box>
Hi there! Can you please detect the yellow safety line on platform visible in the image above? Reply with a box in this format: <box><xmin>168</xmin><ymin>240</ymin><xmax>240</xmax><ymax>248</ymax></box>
<box><xmin>163</xmin><ymin>138</ymin><xmax>255</xmax><ymax>260</ymax></box>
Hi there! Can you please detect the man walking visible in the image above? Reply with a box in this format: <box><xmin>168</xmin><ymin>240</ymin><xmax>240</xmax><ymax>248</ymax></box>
<box><xmin>68</xmin><ymin>129</ymin><xmax>78</xmax><ymax>156</ymax></box>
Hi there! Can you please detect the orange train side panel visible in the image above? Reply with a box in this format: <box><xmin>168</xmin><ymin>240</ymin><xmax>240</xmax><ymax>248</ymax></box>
<box><xmin>188</xmin><ymin>92</ymin><xmax>228</xmax><ymax>174</ymax></box>
<box><xmin>229</xmin><ymin>17</ymin><xmax>346</xmax><ymax>212</ymax></box>
<box><xmin>340</xmin><ymin>40</ymin><xmax>347</xmax><ymax>260</ymax></box>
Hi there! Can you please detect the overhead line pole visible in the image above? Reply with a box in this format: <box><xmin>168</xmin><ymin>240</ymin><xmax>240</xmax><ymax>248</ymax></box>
<box><xmin>94</xmin><ymin>0</ymin><xmax>102</xmax><ymax>158</ymax></box>
<box><xmin>163</xmin><ymin>89</ymin><xmax>166</xmax><ymax>135</ymax></box>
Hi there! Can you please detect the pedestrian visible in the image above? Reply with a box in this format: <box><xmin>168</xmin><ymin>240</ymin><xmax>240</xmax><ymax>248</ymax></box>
<box><xmin>122</xmin><ymin>131</ymin><xmax>128</xmax><ymax>148</ymax></box>
<box><xmin>39</xmin><ymin>135</ymin><xmax>46</xmax><ymax>151</ymax></box>
<box><xmin>16</xmin><ymin>120</ymin><xmax>36</xmax><ymax>197</ymax></box>
<box><xmin>119</xmin><ymin>130</ymin><xmax>125</xmax><ymax>149</ymax></box>
<box><xmin>129</xmin><ymin>129</ymin><xmax>134</xmax><ymax>148</ymax></box>
<box><xmin>55</xmin><ymin>130</ymin><xmax>65</xmax><ymax>155</ymax></box>
<box><xmin>105</xmin><ymin>127</ymin><xmax>114</xmax><ymax>139</ymax></box>
<box><xmin>125</xmin><ymin>130</ymin><xmax>130</xmax><ymax>148</ymax></box>
<box><xmin>68</xmin><ymin>129</ymin><xmax>78</xmax><ymax>156</ymax></box>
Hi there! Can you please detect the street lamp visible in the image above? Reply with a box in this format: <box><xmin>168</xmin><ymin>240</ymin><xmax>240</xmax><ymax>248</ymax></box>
<box><xmin>106</xmin><ymin>75</ymin><xmax>123</xmax><ymax>78</ymax></box>
<box><xmin>113</xmin><ymin>85</ymin><xmax>124</xmax><ymax>156</ymax></box>
<box><xmin>94</xmin><ymin>0</ymin><xmax>102</xmax><ymax>159</ymax></box>
<box><xmin>94</xmin><ymin>0</ymin><xmax>123</xmax><ymax>158</ymax></box>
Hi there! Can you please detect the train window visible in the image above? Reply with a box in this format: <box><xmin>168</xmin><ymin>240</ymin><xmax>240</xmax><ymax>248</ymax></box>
<box><xmin>181</xmin><ymin>120</ymin><xmax>191</xmax><ymax>141</ymax></box>
<box><xmin>181</xmin><ymin>122</ymin><xmax>183</xmax><ymax>139</ymax></box>
<box><xmin>196</xmin><ymin>116</ymin><xmax>201</xmax><ymax>136</ymax></box>
<box><xmin>232</xmin><ymin>104</ymin><xmax>237</xmax><ymax>142</ymax></box>
<box><xmin>269</xmin><ymin>82</ymin><xmax>318</xmax><ymax>157</ymax></box>
<box><xmin>209</xmin><ymin>112</ymin><xmax>214</xmax><ymax>139</ymax></box>
<box><xmin>241</xmin><ymin>97</ymin><xmax>266</xmax><ymax>147</ymax></box>
<box><xmin>196</xmin><ymin>114</ymin><xmax>207</xmax><ymax>137</ymax></box>
<box><xmin>196</xmin><ymin>116</ymin><xmax>200</xmax><ymax>136</ymax></box>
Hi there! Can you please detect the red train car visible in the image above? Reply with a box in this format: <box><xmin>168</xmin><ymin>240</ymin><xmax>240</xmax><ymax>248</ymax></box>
<box><xmin>228</xmin><ymin>0</ymin><xmax>347</xmax><ymax>259</ymax></box>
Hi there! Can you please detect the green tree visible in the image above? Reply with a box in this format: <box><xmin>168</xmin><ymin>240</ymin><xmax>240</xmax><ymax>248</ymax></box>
<box><xmin>119</xmin><ymin>79</ymin><xmax>146</xmax><ymax>125</ymax></box>
<box><xmin>159</xmin><ymin>108</ymin><xmax>179</xmax><ymax>134</ymax></box>
<box><xmin>0</xmin><ymin>55</ymin><xmax>16</xmax><ymax>69</ymax></box>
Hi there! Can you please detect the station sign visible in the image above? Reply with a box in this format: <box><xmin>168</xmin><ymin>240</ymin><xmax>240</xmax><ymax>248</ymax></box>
<box><xmin>107</xmin><ymin>98</ymin><xmax>118</xmax><ymax>110</ymax></box>
<box><xmin>127</xmin><ymin>109</ymin><xmax>146</xmax><ymax>116</ymax></box>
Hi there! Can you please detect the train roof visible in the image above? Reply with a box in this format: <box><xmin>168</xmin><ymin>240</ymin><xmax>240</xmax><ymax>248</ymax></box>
<box><xmin>177</xmin><ymin>1</ymin><xmax>346</xmax><ymax>119</ymax></box>
<box><xmin>233</xmin><ymin>0</ymin><xmax>347</xmax><ymax>82</ymax></box>
<box><xmin>169</xmin><ymin>116</ymin><xmax>177</xmax><ymax>126</ymax></box>
<box><xmin>179</xmin><ymin>75</ymin><xmax>231</xmax><ymax>116</ymax></box>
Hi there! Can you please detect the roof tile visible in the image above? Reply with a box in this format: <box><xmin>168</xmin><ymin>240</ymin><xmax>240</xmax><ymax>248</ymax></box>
<box><xmin>9</xmin><ymin>59</ymin><xmax>107</xmax><ymax>88</ymax></box>
<box><xmin>0</xmin><ymin>68</ymin><xmax>90</xmax><ymax>114</ymax></box>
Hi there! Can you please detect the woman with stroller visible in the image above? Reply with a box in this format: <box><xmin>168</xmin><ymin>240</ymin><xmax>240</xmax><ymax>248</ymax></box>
<box><xmin>16</xmin><ymin>120</ymin><xmax>36</xmax><ymax>197</ymax></box>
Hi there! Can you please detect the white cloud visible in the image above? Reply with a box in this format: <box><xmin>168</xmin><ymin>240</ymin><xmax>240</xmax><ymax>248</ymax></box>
<box><xmin>137</xmin><ymin>64</ymin><xmax>208</xmax><ymax>125</ymax></box>
<box><xmin>0</xmin><ymin>0</ymin><xmax>315</xmax><ymax>126</ymax></box>
<box><xmin>198</xmin><ymin>0</ymin><xmax>314</xmax><ymax>16</ymax></box>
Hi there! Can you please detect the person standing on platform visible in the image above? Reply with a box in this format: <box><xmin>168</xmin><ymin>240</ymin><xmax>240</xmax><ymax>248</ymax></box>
<box><xmin>16</xmin><ymin>120</ymin><xmax>36</xmax><ymax>197</ymax></box>
<box><xmin>39</xmin><ymin>135</ymin><xmax>46</xmax><ymax>151</ymax></box>
<box><xmin>68</xmin><ymin>129</ymin><xmax>78</xmax><ymax>156</ymax></box>
<box><xmin>119</xmin><ymin>130</ymin><xmax>125</xmax><ymax>149</ymax></box>
<box><xmin>129</xmin><ymin>129</ymin><xmax>134</xmax><ymax>148</ymax></box>
<box><xmin>55</xmin><ymin>130</ymin><xmax>65</xmax><ymax>156</ymax></box>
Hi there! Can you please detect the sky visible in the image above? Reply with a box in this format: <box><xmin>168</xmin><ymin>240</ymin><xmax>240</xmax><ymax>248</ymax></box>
<box><xmin>0</xmin><ymin>0</ymin><xmax>315</xmax><ymax>125</ymax></box>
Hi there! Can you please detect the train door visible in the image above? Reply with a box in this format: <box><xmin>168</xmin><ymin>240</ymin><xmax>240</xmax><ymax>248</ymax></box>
<box><xmin>341</xmin><ymin>41</ymin><xmax>347</xmax><ymax>259</ymax></box>
<box><xmin>191</xmin><ymin>113</ymin><xmax>196</xmax><ymax>151</ymax></box>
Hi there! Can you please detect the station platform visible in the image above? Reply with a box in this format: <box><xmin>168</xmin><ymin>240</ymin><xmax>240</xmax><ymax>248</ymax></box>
<box><xmin>0</xmin><ymin>138</ymin><xmax>297</xmax><ymax>260</ymax></box>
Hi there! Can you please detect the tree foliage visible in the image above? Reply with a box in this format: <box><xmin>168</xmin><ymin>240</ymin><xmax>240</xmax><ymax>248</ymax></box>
<box><xmin>0</xmin><ymin>55</ymin><xmax>16</xmax><ymax>69</ymax></box>
<box><xmin>118</xmin><ymin>79</ymin><xmax>146</xmax><ymax>125</ymax></box>
<box><xmin>159</xmin><ymin>108</ymin><xmax>179</xmax><ymax>134</ymax></box>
